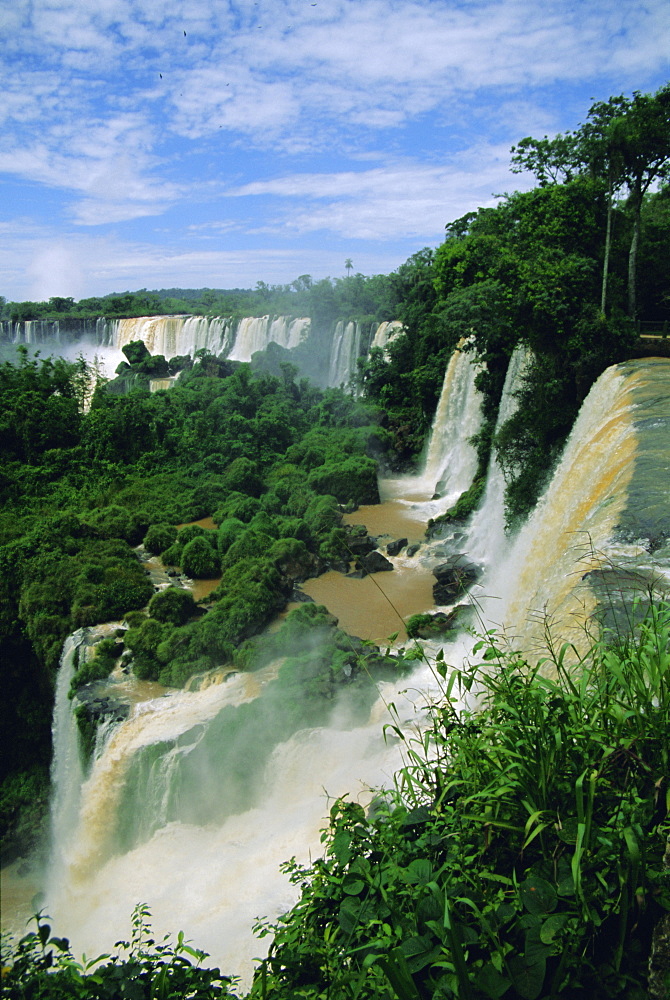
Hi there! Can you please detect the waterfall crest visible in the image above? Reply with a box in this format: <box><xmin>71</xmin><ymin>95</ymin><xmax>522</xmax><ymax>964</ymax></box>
<box><xmin>479</xmin><ymin>358</ymin><xmax>670</xmax><ymax>651</ymax></box>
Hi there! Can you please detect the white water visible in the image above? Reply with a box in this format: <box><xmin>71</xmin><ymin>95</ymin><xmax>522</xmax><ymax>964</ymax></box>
<box><xmin>48</xmin><ymin>632</ymin><xmax>87</xmax><ymax>896</ymax></box>
<box><xmin>39</xmin><ymin>355</ymin><xmax>670</xmax><ymax>991</ymax></box>
<box><xmin>423</xmin><ymin>346</ymin><xmax>483</xmax><ymax>498</ymax></box>
<box><xmin>227</xmin><ymin>316</ymin><xmax>310</xmax><ymax>362</ymax></box>
<box><xmin>467</xmin><ymin>344</ymin><xmax>532</xmax><ymax>567</ymax></box>
<box><xmin>2</xmin><ymin>316</ymin><xmax>404</xmax><ymax>391</ymax></box>
<box><xmin>370</xmin><ymin>320</ymin><xmax>404</xmax><ymax>353</ymax></box>
<box><xmin>327</xmin><ymin>320</ymin><xmax>363</xmax><ymax>388</ymax></box>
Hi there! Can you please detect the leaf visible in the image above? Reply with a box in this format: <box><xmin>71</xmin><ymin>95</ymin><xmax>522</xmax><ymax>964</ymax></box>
<box><xmin>540</xmin><ymin>912</ymin><xmax>570</xmax><ymax>944</ymax></box>
<box><xmin>343</xmin><ymin>875</ymin><xmax>366</xmax><ymax>896</ymax></box>
<box><xmin>403</xmin><ymin>859</ymin><xmax>433</xmax><ymax>885</ymax></box>
<box><xmin>332</xmin><ymin>829</ymin><xmax>352</xmax><ymax>866</ymax></box>
<box><xmin>520</xmin><ymin>875</ymin><xmax>557</xmax><ymax>915</ymax></box>
<box><xmin>475</xmin><ymin>963</ymin><xmax>511</xmax><ymax>999</ymax></box>
<box><xmin>378</xmin><ymin>948</ymin><xmax>422</xmax><ymax>1000</ymax></box>
<box><xmin>508</xmin><ymin>952</ymin><xmax>546</xmax><ymax>1000</ymax></box>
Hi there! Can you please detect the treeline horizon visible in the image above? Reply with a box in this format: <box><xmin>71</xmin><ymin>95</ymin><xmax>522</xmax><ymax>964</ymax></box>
<box><xmin>0</xmin><ymin>270</ymin><xmax>400</xmax><ymax>329</ymax></box>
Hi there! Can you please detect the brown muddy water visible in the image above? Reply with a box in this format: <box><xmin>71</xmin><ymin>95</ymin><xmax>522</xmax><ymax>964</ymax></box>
<box><xmin>303</xmin><ymin>478</ymin><xmax>435</xmax><ymax>643</ymax></box>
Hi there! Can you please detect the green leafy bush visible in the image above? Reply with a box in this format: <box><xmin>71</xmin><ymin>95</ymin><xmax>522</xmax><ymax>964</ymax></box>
<box><xmin>143</xmin><ymin>523</ymin><xmax>177</xmax><ymax>555</ymax></box>
<box><xmin>148</xmin><ymin>586</ymin><xmax>197</xmax><ymax>625</ymax></box>
<box><xmin>252</xmin><ymin>603</ymin><xmax>670</xmax><ymax>999</ymax></box>
<box><xmin>181</xmin><ymin>536</ymin><xmax>220</xmax><ymax>579</ymax></box>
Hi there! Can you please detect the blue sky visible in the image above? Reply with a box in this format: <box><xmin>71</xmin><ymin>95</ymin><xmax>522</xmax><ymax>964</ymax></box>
<box><xmin>1</xmin><ymin>0</ymin><xmax>668</xmax><ymax>302</ymax></box>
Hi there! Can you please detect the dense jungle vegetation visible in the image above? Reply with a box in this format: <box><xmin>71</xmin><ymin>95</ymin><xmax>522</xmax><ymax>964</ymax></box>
<box><xmin>1</xmin><ymin>84</ymin><xmax>669</xmax><ymax>998</ymax></box>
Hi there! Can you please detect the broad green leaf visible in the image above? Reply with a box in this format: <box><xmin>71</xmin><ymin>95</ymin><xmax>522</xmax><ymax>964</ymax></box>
<box><xmin>343</xmin><ymin>875</ymin><xmax>366</xmax><ymax>896</ymax></box>
<box><xmin>540</xmin><ymin>912</ymin><xmax>570</xmax><ymax>944</ymax></box>
<box><xmin>475</xmin><ymin>963</ymin><xmax>511</xmax><ymax>999</ymax></box>
<box><xmin>520</xmin><ymin>875</ymin><xmax>557</xmax><ymax>915</ymax></box>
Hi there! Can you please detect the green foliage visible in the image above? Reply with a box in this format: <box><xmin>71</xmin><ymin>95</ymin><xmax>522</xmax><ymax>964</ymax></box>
<box><xmin>251</xmin><ymin>602</ymin><xmax>670</xmax><ymax>999</ymax></box>
<box><xmin>148</xmin><ymin>587</ymin><xmax>197</xmax><ymax>625</ymax></box>
<box><xmin>181</xmin><ymin>536</ymin><xmax>220</xmax><ymax>579</ymax></box>
<box><xmin>143</xmin><ymin>523</ymin><xmax>178</xmax><ymax>555</ymax></box>
<box><xmin>69</xmin><ymin>637</ymin><xmax>121</xmax><ymax>695</ymax></box>
<box><xmin>124</xmin><ymin>618</ymin><xmax>173</xmax><ymax>681</ymax></box>
<box><xmin>307</xmin><ymin>455</ymin><xmax>380</xmax><ymax>505</ymax></box>
<box><xmin>1</xmin><ymin>904</ymin><xmax>240</xmax><ymax>998</ymax></box>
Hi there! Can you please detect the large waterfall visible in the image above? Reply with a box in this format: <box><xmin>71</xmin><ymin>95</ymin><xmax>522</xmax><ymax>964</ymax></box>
<box><xmin>35</xmin><ymin>355</ymin><xmax>670</xmax><ymax>988</ymax></box>
<box><xmin>2</xmin><ymin>315</ymin><xmax>395</xmax><ymax>389</ymax></box>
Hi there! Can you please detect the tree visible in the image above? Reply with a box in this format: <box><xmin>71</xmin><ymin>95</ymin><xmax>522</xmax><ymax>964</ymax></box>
<box><xmin>577</xmin><ymin>94</ymin><xmax>630</xmax><ymax>314</ymax></box>
<box><xmin>345</xmin><ymin>258</ymin><xmax>353</xmax><ymax>277</ymax></box>
<box><xmin>616</xmin><ymin>85</ymin><xmax>670</xmax><ymax>317</ymax></box>
<box><xmin>510</xmin><ymin>132</ymin><xmax>580</xmax><ymax>186</ymax></box>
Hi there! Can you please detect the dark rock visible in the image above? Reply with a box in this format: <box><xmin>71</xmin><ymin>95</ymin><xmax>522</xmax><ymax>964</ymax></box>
<box><xmin>432</xmin><ymin>555</ymin><xmax>480</xmax><ymax>603</ymax></box>
<box><xmin>357</xmin><ymin>550</ymin><xmax>394</xmax><ymax>574</ymax></box>
<box><xmin>406</xmin><ymin>544</ymin><xmax>420</xmax><ymax>557</ymax></box>
<box><xmin>346</xmin><ymin>568</ymin><xmax>368</xmax><ymax>579</ymax></box>
<box><xmin>386</xmin><ymin>537</ymin><xmax>408</xmax><ymax>557</ymax></box>
<box><xmin>291</xmin><ymin>588</ymin><xmax>315</xmax><ymax>603</ymax></box>
<box><xmin>407</xmin><ymin>605</ymin><xmax>471</xmax><ymax>639</ymax></box>
<box><xmin>344</xmin><ymin>528</ymin><xmax>377</xmax><ymax>557</ymax></box>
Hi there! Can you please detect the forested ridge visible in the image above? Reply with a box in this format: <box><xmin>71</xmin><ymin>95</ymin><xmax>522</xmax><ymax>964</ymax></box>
<box><xmin>2</xmin><ymin>85</ymin><xmax>669</xmax><ymax>999</ymax></box>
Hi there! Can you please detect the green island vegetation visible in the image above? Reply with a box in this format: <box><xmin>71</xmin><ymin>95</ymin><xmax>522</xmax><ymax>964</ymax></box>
<box><xmin>1</xmin><ymin>84</ymin><xmax>669</xmax><ymax>998</ymax></box>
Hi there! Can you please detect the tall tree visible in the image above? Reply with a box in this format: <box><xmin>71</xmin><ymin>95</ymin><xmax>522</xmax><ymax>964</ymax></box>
<box><xmin>577</xmin><ymin>95</ymin><xmax>630</xmax><ymax>315</ymax></box>
<box><xmin>616</xmin><ymin>85</ymin><xmax>670</xmax><ymax>318</ymax></box>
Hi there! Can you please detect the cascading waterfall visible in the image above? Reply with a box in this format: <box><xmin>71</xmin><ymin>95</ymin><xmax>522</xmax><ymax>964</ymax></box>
<box><xmin>421</xmin><ymin>343</ymin><xmax>484</xmax><ymax>502</ymax></box>
<box><xmin>466</xmin><ymin>343</ymin><xmax>532</xmax><ymax>567</ymax></box>
<box><xmin>2</xmin><ymin>316</ymin><xmax>404</xmax><ymax>396</ymax></box>
<box><xmin>327</xmin><ymin>320</ymin><xmax>363</xmax><ymax>387</ymax></box>
<box><xmin>370</xmin><ymin>320</ymin><xmax>404</xmax><ymax>353</ymax></box>
<box><xmin>476</xmin><ymin>358</ymin><xmax>670</xmax><ymax>651</ymax></box>
<box><xmin>47</xmin><ymin>632</ymin><xmax>87</xmax><ymax>898</ymax></box>
<box><xmin>227</xmin><ymin>316</ymin><xmax>310</xmax><ymax>362</ymax></box>
<box><xmin>40</xmin><ymin>357</ymin><xmax>669</xmax><ymax>988</ymax></box>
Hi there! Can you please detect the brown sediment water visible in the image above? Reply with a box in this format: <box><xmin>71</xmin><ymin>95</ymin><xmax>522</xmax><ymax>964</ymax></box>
<box><xmin>177</xmin><ymin>516</ymin><xmax>218</xmax><ymax>531</ymax></box>
<box><xmin>302</xmin><ymin>567</ymin><xmax>435</xmax><ymax>643</ymax></box>
<box><xmin>303</xmin><ymin>481</ymin><xmax>435</xmax><ymax>643</ymax></box>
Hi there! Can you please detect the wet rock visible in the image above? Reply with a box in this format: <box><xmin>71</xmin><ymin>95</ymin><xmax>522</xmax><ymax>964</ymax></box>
<box><xmin>432</xmin><ymin>555</ymin><xmax>480</xmax><ymax>603</ymax></box>
<box><xmin>344</xmin><ymin>526</ymin><xmax>377</xmax><ymax>557</ymax></box>
<box><xmin>357</xmin><ymin>550</ymin><xmax>394</xmax><ymax>574</ymax></box>
<box><xmin>291</xmin><ymin>588</ymin><xmax>315</xmax><ymax>603</ymax></box>
<box><xmin>406</xmin><ymin>544</ymin><xmax>420</xmax><ymax>557</ymax></box>
<box><xmin>386</xmin><ymin>537</ymin><xmax>408</xmax><ymax>557</ymax></box>
<box><xmin>407</xmin><ymin>606</ymin><xmax>471</xmax><ymax>639</ymax></box>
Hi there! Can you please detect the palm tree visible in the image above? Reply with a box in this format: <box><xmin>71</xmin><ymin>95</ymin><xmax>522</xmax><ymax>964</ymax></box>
<box><xmin>345</xmin><ymin>258</ymin><xmax>353</xmax><ymax>277</ymax></box>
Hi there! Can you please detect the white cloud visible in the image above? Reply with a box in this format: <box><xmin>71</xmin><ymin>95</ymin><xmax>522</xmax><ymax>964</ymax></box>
<box><xmin>228</xmin><ymin>144</ymin><xmax>528</xmax><ymax>240</ymax></box>
<box><xmin>0</xmin><ymin>0</ymin><xmax>667</xmax><ymax>296</ymax></box>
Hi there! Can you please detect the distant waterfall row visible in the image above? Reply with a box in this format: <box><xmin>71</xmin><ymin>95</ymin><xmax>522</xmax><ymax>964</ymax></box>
<box><xmin>0</xmin><ymin>316</ymin><xmax>404</xmax><ymax>389</ymax></box>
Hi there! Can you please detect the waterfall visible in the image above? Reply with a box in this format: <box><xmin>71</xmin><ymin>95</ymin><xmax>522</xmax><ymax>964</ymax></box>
<box><xmin>422</xmin><ymin>344</ymin><xmax>484</xmax><ymax>501</ymax></box>
<box><xmin>45</xmin><ymin>658</ymin><xmax>438</xmax><ymax>988</ymax></box>
<box><xmin>227</xmin><ymin>316</ymin><xmax>310</xmax><ymax>362</ymax></box>
<box><xmin>40</xmin><ymin>358</ymin><xmax>669</xmax><ymax>987</ymax></box>
<box><xmin>477</xmin><ymin>358</ymin><xmax>670</xmax><ymax>651</ymax></box>
<box><xmin>47</xmin><ymin>631</ymin><xmax>87</xmax><ymax>899</ymax></box>
<box><xmin>327</xmin><ymin>320</ymin><xmax>363</xmax><ymax>387</ymax></box>
<box><xmin>466</xmin><ymin>343</ymin><xmax>532</xmax><ymax>567</ymax></box>
<box><xmin>370</xmin><ymin>320</ymin><xmax>404</xmax><ymax>353</ymax></box>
